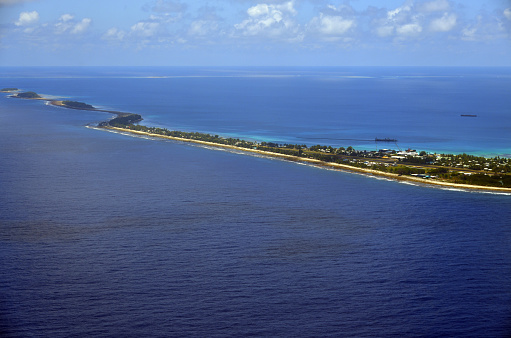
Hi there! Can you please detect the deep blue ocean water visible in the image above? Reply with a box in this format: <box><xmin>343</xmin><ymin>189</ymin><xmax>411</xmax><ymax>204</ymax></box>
<box><xmin>1</xmin><ymin>67</ymin><xmax>511</xmax><ymax>337</ymax></box>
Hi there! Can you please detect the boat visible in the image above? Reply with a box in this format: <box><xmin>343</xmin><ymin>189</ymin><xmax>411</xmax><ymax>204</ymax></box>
<box><xmin>460</xmin><ymin>114</ymin><xmax>477</xmax><ymax>117</ymax></box>
<box><xmin>375</xmin><ymin>138</ymin><xmax>397</xmax><ymax>142</ymax></box>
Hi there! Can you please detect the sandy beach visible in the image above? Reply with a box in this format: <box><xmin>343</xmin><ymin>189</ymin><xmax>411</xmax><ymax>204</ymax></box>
<box><xmin>103</xmin><ymin>126</ymin><xmax>511</xmax><ymax>193</ymax></box>
<box><xmin>7</xmin><ymin>90</ymin><xmax>510</xmax><ymax>193</ymax></box>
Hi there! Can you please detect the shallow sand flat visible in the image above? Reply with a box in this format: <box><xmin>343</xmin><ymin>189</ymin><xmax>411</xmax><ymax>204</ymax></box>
<box><xmin>105</xmin><ymin>126</ymin><xmax>511</xmax><ymax>193</ymax></box>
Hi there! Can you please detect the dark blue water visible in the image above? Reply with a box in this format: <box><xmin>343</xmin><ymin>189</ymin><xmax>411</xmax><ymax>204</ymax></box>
<box><xmin>1</xmin><ymin>67</ymin><xmax>511</xmax><ymax>337</ymax></box>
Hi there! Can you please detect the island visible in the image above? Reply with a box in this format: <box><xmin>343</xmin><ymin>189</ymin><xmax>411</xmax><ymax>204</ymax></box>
<box><xmin>56</xmin><ymin>100</ymin><xmax>95</xmax><ymax>110</ymax></box>
<box><xmin>1</xmin><ymin>88</ymin><xmax>19</xmax><ymax>92</ymax></box>
<box><xmin>14</xmin><ymin>91</ymin><xmax>42</xmax><ymax>99</ymax></box>
<box><xmin>8</xmin><ymin>90</ymin><xmax>143</xmax><ymax>125</ymax></box>
<box><xmin>4</xmin><ymin>89</ymin><xmax>511</xmax><ymax>192</ymax></box>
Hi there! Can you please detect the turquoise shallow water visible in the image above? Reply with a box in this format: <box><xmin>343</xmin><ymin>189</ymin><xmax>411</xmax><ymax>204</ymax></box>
<box><xmin>1</xmin><ymin>67</ymin><xmax>511</xmax><ymax>337</ymax></box>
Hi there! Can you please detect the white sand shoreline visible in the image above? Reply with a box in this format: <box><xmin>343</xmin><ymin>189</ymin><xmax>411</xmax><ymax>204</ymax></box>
<box><xmin>98</xmin><ymin>126</ymin><xmax>511</xmax><ymax>194</ymax></box>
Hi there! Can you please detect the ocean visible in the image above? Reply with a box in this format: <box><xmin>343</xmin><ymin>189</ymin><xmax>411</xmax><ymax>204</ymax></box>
<box><xmin>1</xmin><ymin>67</ymin><xmax>510</xmax><ymax>337</ymax></box>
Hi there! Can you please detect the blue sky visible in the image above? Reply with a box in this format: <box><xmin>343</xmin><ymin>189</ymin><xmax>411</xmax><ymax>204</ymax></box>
<box><xmin>1</xmin><ymin>0</ymin><xmax>510</xmax><ymax>66</ymax></box>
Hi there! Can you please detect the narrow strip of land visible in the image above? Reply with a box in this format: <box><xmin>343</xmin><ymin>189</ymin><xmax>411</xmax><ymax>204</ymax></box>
<box><xmin>102</xmin><ymin>126</ymin><xmax>511</xmax><ymax>193</ymax></box>
<box><xmin>5</xmin><ymin>89</ymin><xmax>511</xmax><ymax>193</ymax></box>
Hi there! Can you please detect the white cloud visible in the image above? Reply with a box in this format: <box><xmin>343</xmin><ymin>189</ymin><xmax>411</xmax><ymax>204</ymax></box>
<box><xmin>396</xmin><ymin>22</ymin><xmax>422</xmax><ymax>36</ymax></box>
<box><xmin>248</xmin><ymin>4</ymin><xmax>269</xmax><ymax>17</ymax></box>
<box><xmin>430</xmin><ymin>12</ymin><xmax>457</xmax><ymax>32</ymax></box>
<box><xmin>419</xmin><ymin>0</ymin><xmax>450</xmax><ymax>13</ymax></box>
<box><xmin>504</xmin><ymin>8</ymin><xmax>511</xmax><ymax>21</ymax></box>
<box><xmin>234</xmin><ymin>1</ymin><xmax>297</xmax><ymax>37</ymax></box>
<box><xmin>59</xmin><ymin>14</ymin><xmax>74</xmax><ymax>22</ymax></box>
<box><xmin>131</xmin><ymin>21</ymin><xmax>160</xmax><ymax>37</ymax></box>
<box><xmin>103</xmin><ymin>27</ymin><xmax>126</xmax><ymax>40</ymax></box>
<box><xmin>374</xmin><ymin>3</ymin><xmax>423</xmax><ymax>39</ymax></box>
<box><xmin>315</xmin><ymin>14</ymin><xmax>354</xmax><ymax>36</ymax></box>
<box><xmin>277</xmin><ymin>1</ymin><xmax>296</xmax><ymax>16</ymax></box>
<box><xmin>71</xmin><ymin>18</ymin><xmax>91</xmax><ymax>34</ymax></box>
<box><xmin>55</xmin><ymin>18</ymin><xmax>71</xmax><ymax>33</ymax></box>
<box><xmin>387</xmin><ymin>5</ymin><xmax>412</xmax><ymax>22</ymax></box>
<box><xmin>15</xmin><ymin>11</ymin><xmax>39</xmax><ymax>26</ymax></box>
<box><xmin>55</xmin><ymin>14</ymin><xmax>91</xmax><ymax>34</ymax></box>
<box><xmin>461</xmin><ymin>26</ymin><xmax>477</xmax><ymax>41</ymax></box>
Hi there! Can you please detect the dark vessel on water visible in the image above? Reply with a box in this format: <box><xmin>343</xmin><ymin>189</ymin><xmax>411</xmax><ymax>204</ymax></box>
<box><xmin>461</xmin><ymin>114</ymin><xmax>477</xmax><ymax>117</ymax></box>
<box><xmin>375</xmin><ymin>138</ymin><xmax>397</xmax><ymax>142</ymax></box>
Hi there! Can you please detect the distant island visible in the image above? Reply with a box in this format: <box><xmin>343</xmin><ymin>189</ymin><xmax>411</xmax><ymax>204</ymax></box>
<box><xmin>1</xmin><ymin>88</ymin><xmax>19</xmax><ymax>92</ymax></box>
<box><xmin>14</xmin><ymin>91</ymin><xmax>42</xmax><ymax>99</ymax></box>
<box><xmin>8</xmin><ymin>90</ymin><xmax>143</xmax><ymax>125</ymax></box>
<box><xmin>58</xmin><ymin>100</ymin><xmax>95</xmax><ymax>110</ymax></box>
<box><xmin>4</xmin><ymin>89</ymin><xmax>511</xmax><ymax>192</ymax></box>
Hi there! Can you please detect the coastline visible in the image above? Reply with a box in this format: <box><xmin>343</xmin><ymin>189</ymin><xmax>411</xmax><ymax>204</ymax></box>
<box><xmin>102</xmin><ymin>126</ymin><xmax>511</xmax><ymax>193</ymax></box>
<box><xmin>7</xmin><ymin>91</ymin><xmax>511</xmax><ymax>193</ymax></box>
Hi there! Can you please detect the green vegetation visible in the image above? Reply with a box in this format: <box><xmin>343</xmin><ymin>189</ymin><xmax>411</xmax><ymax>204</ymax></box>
<box><xmin>448</xmin><ymin>173</ymin><xmax>511</xmax><ymax>187</ymax></box>
<box><xmin>61</xmin><ymin>100</ymin><xmax>94</xmax><ymax>109</ymax></box>
<box><xmin>105</xmin><ymin>120</ymin><xmax>511</xmax><ymax>189</ymax></box>
<box><xmin>16</xmin><ymin>91</ymin><xmax>41</xmax><ymax>99</ymax></box>
<box><xmin>124</xmin><ymin>124</ymin><xmax>258</xmax><ymax>148</ymax></box>
<box><xmin>105</xmin><ymin>114</ymin><xmax>143</xmax><ymax>127</ymax></box>
<box><xmin>8</xmin><ymin>87</ymin><xmax>508</xmax><ymax>190</ymax></box>
<box><xmin>1</xmin><ymin>88</ymin><xmax>18</xmax><ymax>92</ymax></box>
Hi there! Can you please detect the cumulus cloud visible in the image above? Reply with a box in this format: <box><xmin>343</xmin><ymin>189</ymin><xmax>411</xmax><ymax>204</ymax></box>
<box><xmin>387</xmin><ymin>5</ymin><xmax>412</xmax><ymax>23</ymax></box>
<box><xmin>5</xmin><ymin>0</ymin><xmax>511</xmax><ymax>57</ymax></box>
<box><xmin>396</xmin><ymin>22</ymin><xmax>422</xmax><ymax>36</ymax></box>
<box><xmin>247</xmin><ymin>4</ymin><xmax>270</xmax><ymax>17</ymax></box>
<box><xmin>311</xmin><ymin>14</ymin><xmax>354</xmax><ymax>36</ymax></box>
<box><xmin>373</xmin><ymin>2</ymin><xmax>458</xmax><ymax>39</ymax></box>
<box><xmin>131</xmin><ymin>21</ymin><xmax>160</xmax><ymax>37</ymax></box>
<box><xmin>461</xmin><ymin>26</ymin><xmax>477</xmax><ymax>41</ymax></box>
<box><xmin>55</xmin><ymin>14</ymin><xmax>92</xmax><ymax>34</ymax></box>
<box><xmin>373</xmin><ymin>4</ymin><xmax>423</xmax><ymax>39</ymax></box>
<box><xmin>307</xmin><ymin>4</ymin><xmax>355</xmax><ymax>39</ymax></box>
<box><xmin>15</xmin><ymin>11</ymin><xmax>39</xmax><ymax>26</ymax></box>
<box><xmin>71</xmin><ymin>18</ymin><xmax>92</xmax><ymax>34</ymax></box>
<box><xmin>234</xmin><ymin>1</ymin><xmax>297</xmax><ymax>37</ymax></box>
<box><xmin>430</xmin><ymin>12</ymin><xmax>456</xmax><ymax>32</ymax></box>
<box><xmin>59</xmin><ymin>14</ymin><xmax>74</xmax><ymax>22</ymax></box>
<box><xmin>103</xmin><ymin>27</ymin><xmax>126</xmax><ymax>40</ymax></box>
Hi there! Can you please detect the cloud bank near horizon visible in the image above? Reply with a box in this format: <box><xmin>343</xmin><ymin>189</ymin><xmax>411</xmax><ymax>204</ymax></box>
<box><xmin>1</xmin><ymin>0</ymin><xmax>510</xmax><ymax>66</ymax></box>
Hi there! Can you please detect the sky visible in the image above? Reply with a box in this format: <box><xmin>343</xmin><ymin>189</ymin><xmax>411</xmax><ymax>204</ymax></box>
<box><xmin>1</xmin><ymin>0</ymin><xmax>510</xmax><ymax>66</ymax></box>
